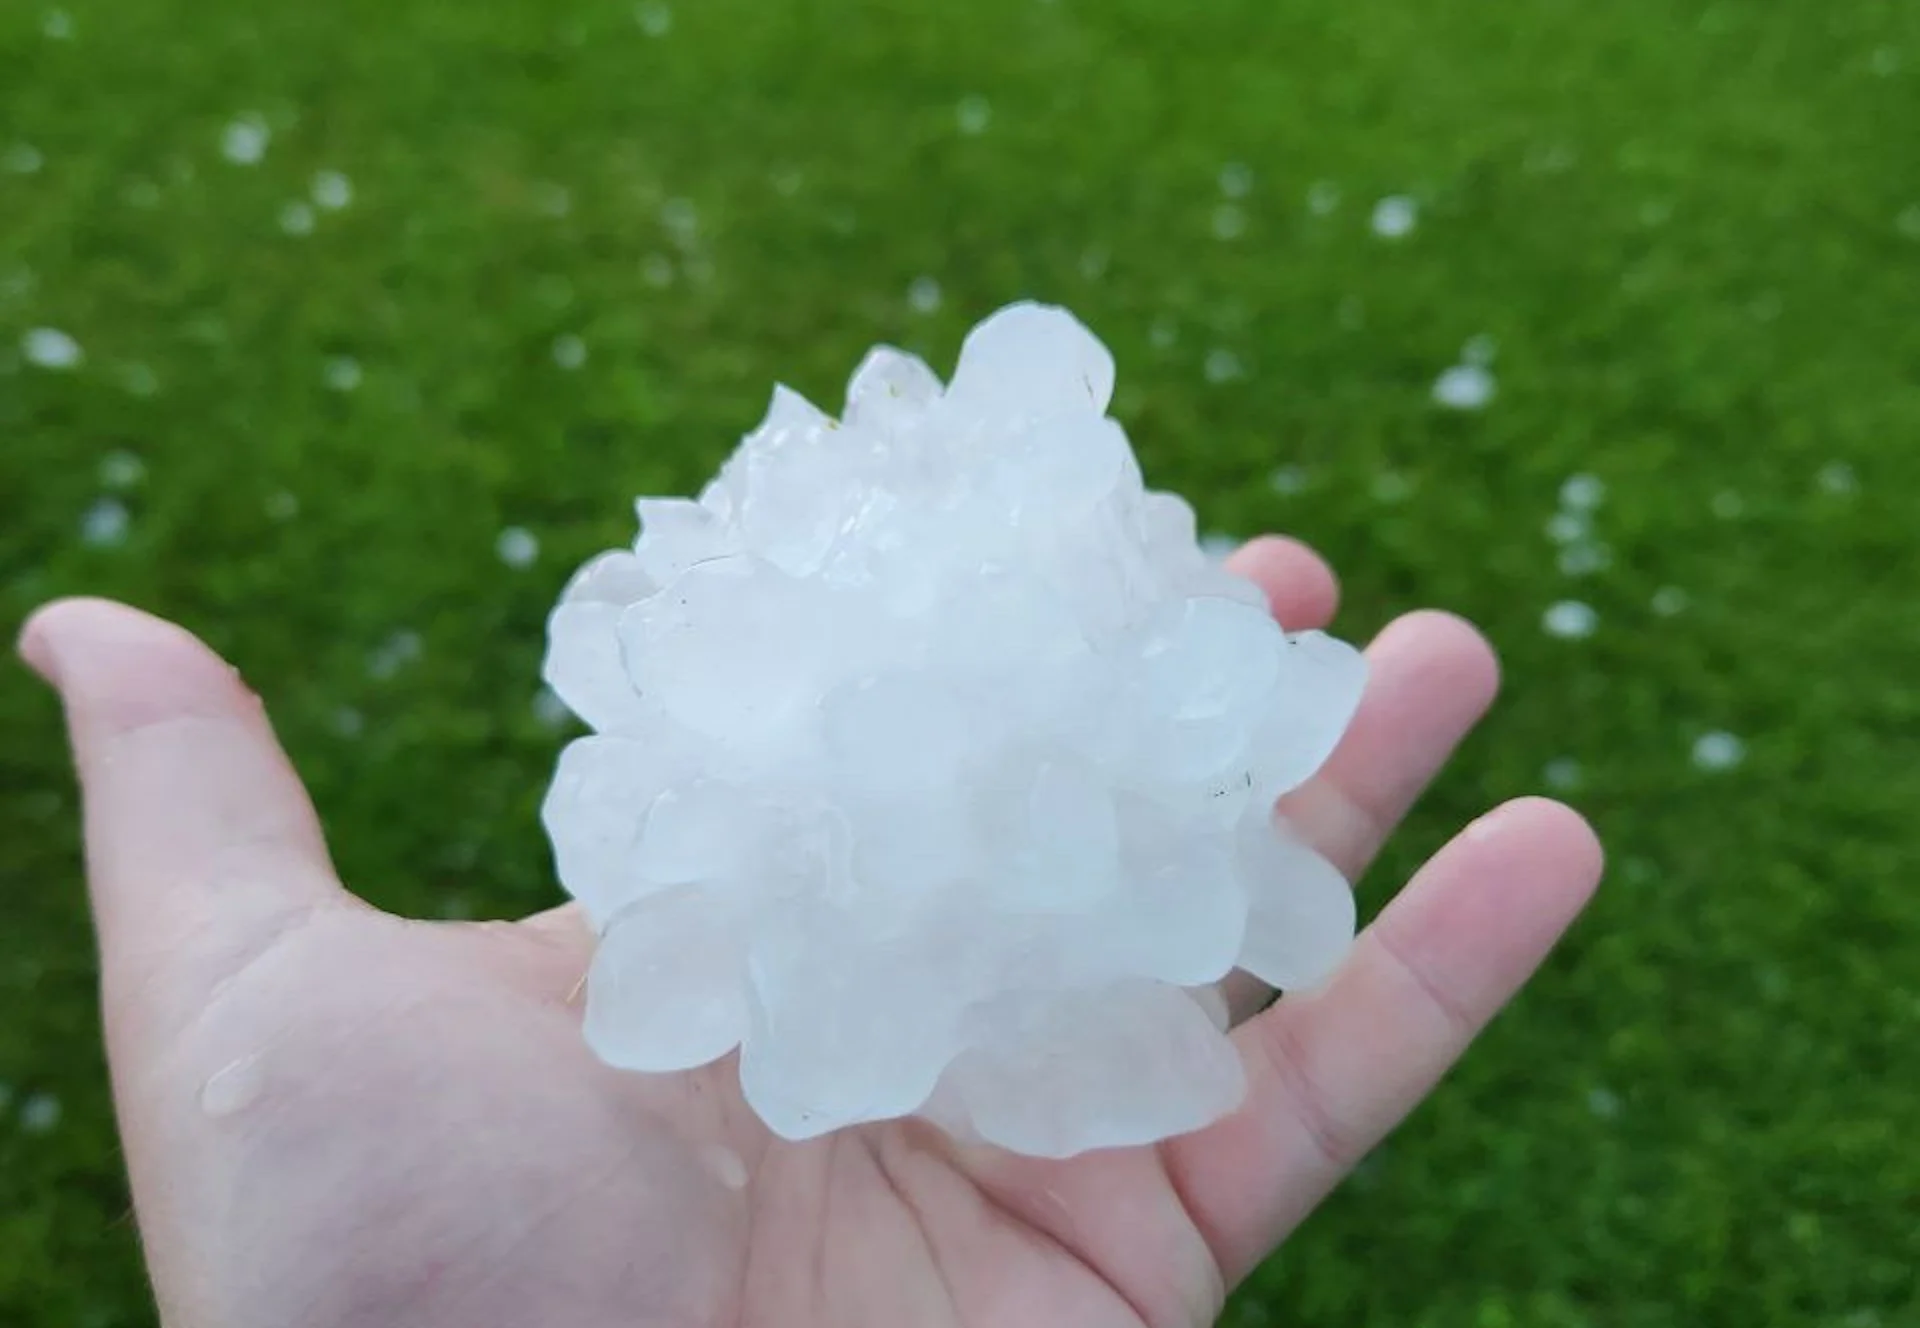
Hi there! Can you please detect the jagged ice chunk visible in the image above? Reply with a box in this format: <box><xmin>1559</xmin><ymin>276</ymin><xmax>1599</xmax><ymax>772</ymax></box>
<box><xmin>541</xmin><ymin>302</ymin><xmax>1367</xmax><ymax>1157</ymax></box>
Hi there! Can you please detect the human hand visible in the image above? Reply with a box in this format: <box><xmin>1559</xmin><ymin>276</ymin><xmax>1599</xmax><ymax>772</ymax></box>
<box><xmin>19</xmin><ymin>535</ymin><xmax>1601</xmax><ymax>1328</ymax></box>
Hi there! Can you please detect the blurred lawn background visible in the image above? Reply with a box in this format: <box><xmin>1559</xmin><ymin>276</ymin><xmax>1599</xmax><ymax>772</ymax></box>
<box><xmin>4</xmin><ymin>0</ymin><xmax>1918</xmax><ymax>1323</ymax></box>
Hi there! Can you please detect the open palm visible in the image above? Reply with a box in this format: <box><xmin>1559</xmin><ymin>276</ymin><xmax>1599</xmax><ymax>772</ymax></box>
<box><xmin>20</xmin><ymin>536</ymin><xmax>1601</xmax><ymax>1328</ymax></box>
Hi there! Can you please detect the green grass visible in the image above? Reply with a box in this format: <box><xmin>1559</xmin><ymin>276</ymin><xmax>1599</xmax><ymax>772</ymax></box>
<box><xmin>4</xmin><ymin>0</ymin><xmax>1919</xmax><ymax>1322</ymax></box>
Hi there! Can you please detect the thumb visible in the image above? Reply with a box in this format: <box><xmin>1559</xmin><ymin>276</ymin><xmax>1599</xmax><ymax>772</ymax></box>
<box><xmin>20</xmin><ymin>599</ymin><xmax>349</xmax><ymax>1020</ymax></box>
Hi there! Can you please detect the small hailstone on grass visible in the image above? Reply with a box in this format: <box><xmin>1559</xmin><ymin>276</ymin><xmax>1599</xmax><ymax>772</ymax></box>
<box><xmin>18</xmin><ymin>1093</ymin><xmax>61</xmax><ymax>1134</ymax></box>
<box><xmin>1587</xmin><ymin>1086</ymin><xmax>1622</xmax><ymax>1119</ymax></box>
<box><xmin>497</xmin><ymin>525</ymin><xmax>541</xmax><ymax>568</ymax></box>
<box><xmin>1370</xmin><ymin>195</ymin><xmax>1418</xmax><ymax>239</ymax></box>
<box><xmin>552</xmin><ymin>334</ymin><xmax>588</xmax><ymax>370</ymax></box>
<box><xmin>1651</xmin><ymin>585</ymin><xmax>1688</xmax><ymax>616</ymax></box>
<box><xmin>907</xmin><ymin>276</ymin><xmax>943</xmax><ymax>315</ymax></box>
<box><xmin>955</xmin><ymin>94</ymin><xmax>992</xmax><ymax>135</ymax></box>
<box><xmin>1268</xmin><ymin>464</ymin><xmax>1307</xmax><ymax>495</ymax></box>
<box><xmin>1543</xmin><ymin>757</ymin><xmax>1583</xmax><ymax>791</ymax></box>
<box><xmin>42</xmin><ymin>9</ymin><xmax>73</xmax><ymax>40</ymax></box>
<box><xmin>1372</xmin><ymin>471</ymin><xmax>1412</xmax><ymax>503</ymax></box>
<box><xmin>1432</xmin><ymin>363</ymin><xmax>1495</xmax><ymax>410</ymax></box>
<box><xmin>323</xmin><ymin>355</ymin><xmax>362</xmax><ymax>392</ymax></box>
<box><xmin>1218</xmin><ymin>162</ymin><xmax>1253</xmax><ymax>199</ymax></box>
<box><xmin>221</xmin><ymin>115</ymin><xmax>270</xmax><ymax>165</ymax></box>
<box><xmin>265</xmin><ymin>489</ymin><xmax>300</xmax><ymax>521</ymax></box>
<box><xmin>1560</xmin><ymin>473</ymin><xmax>1605</xmax><ymax>511</ymax></box>
<box><xmin>367</xmin><ymin>629</ymin><xmax>422</xmax><ymax>680</ymax></box>
<box><xmin>636</xmin><ymin>1</ymin><xmax>672</xmax><ymax>36</ymax></box>
<box><xmin>1211</xmin><ymin>204</ymin><xmax>1246</xmax><ymax>240</ymax></box>
<box><xmin>279</xmin><ymin>200</ymin><xmax>316</xmax><ymax>235</ymax></box>
<box><xmin>1557</xmin><ymin>541</ymin><xmax>1611</xmax><ymax>577</ymax></box>
<box><xmin>3</xmin><ymin>143</ymin><xmax>42</xmax><ymax>174</ymax></box>
<box><xmin>1898</xmin><ymin>206</ymin><xmax>1920</xmax><ymax>241</ymax></box>
<box><xmin>99</xmin><ymin>450</ymin><xmax>145</xmax><ymax>490</ymax></box>
<box><xmin>541</xmin><ymin>302</ymin><xmax>1368</xmax><ymax>1158</ymax></box>
<box><xmin>1203</xmin><ymin>348</ymin><xmax>1244</xmax><ymax>383</ymax></box>
<box><xmin>1692</xmin><ymin>731</ymin><xmax>1745</xmax><ymax>772</ymax></box>
<box><xmin>80</xmin><ymin>498</ymin><xmax>130</xmax><ymax>547</ymax></box>
<box><xmin>23</xmin><ymin>327</ymin><xmax>82</xmax><ymax>370</ymax></box>
<box><xmin>1462</xmin><ymin>334</ymin><xmax>1497</xmax><ymax>366</ymax></box>
<box><xmin>660</xmin><ymin>197</ymin><xmax>699</xmax><ymax>246</ymax></box>
<box><xmin>1817</xmin><ymin>461</ymin><xmax>1858</xmax><ymax>495</ymax></box>
<box><xmin>311</xmin><ymin>170</ymin><xmax>354</xmax><ymax>211</ymax></box>
<box><xmin>1547</xmin><ymin>510</ymin><xmax>1589</xmax><ymax>544</ymax></box>
<box><xmin>1543</xmin><ymin>599</ymin><xmax>1598</xmax><ymax>639</ymax></box>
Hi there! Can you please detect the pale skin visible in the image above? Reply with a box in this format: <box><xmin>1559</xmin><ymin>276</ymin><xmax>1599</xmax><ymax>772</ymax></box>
<box><xmin>19</xmin><ymin>535</ymin><xmax>1604</xmax><ymax>1328</ymax></box>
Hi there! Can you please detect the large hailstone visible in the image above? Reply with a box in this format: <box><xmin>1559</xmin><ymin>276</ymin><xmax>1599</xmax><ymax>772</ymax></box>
<box><xmin>541</xmin><ymin>302</ymin><xmax>1366</xmax><ymax>1158</ymax></box>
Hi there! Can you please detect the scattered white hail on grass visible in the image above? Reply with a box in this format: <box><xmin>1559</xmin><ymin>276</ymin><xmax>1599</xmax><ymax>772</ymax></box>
<box><xmin>955</xmin><ymin>94</ymin><xmax>991</xmax><ymax>136</ymax></box>
<box><xmin>265</xmin><ymin>489</ymin><xmax>300</xmax><ymax>521</ymax></box>
<box><xmin>553</xmin><ymin>334</ymin><xmax>588</xmax><ymax>370</ymax></box>
<box><xmin>1211</xmin><ymin>204</ymin><xmax>1246</xmax><ymax>240</ymax></box>
<box><xmin>3</xmin><ymin>143</ymin><xmax>42</xmax><ymax>174</ymax></box>
<box><xmin>221</xmin><ymin>114</ymin><xmax>270</xmax><ymax>165</ymax></box>
<box><xmin>80</xmin><ymin>498</ymin><xmax>130</xmax><ymax>548</ymax></box>
<box><xmin>1543</xmin><ymin>757</ymin><xmax>1583</xmax><ymax>791</ymax></box>
<box><xmin>23</xmin><ymin>327</ymin><xmax>82</xmax><ymax>370</ymax></box>
<box><xmin>636</xmin><ymin>1</ymin><xmax>672</xmax><ymax>36</ymax></box>
<box><xmin>323</xmin><ymin>355</ymin><xmax>362</xmax><ymax>392</ymax></box>
<box><xmin>1432</xmin><ymin>363</ymin><xmax>1495</xmax><ymax>411</ymax></box>
<box><xmin>18</xmin><ymin>1093</ymin><xmax>61</xmax><ymax>1133</ymax></box>
<box><xmin>541</xmin><ymin>302</ymin><xmax>1367</xmax><ymax>1156</ymax></box>
<box><xmin>279</xmin><ymin>200</ymin><xmax>315</xmax><ymax>235</ymax></box>
<box><xmin>1710</xmin><ymin>490</ymin><xmax>1745</xmax><ymax>520</ymax></box>
<box><xmin>1268</xmin><ymin>464</ymin><xmax>1307</xmax><ymax>496</ymax></box>
<box><xmin>1462</xmin><ymin>334</ymin><xmax>1497</xmax><ymax>366</ymax></box>
<box><xmin>1370</xmin><ymin>195</ymin><xmax>1418</xmax><ymax>239</ymax></box>
<box><xmin>1543</xmin><ymin>599</ymin><xmax>1598</xmax><ymax>639</ymax></box>
<box><xmin>1587</xmin><ymin>1087</ymin><xmax>1622</xmax><ymax>1119</ymax></box>
<box><xmin>1817</xmin><ymin>461</ymin><xmax>1858</xmax><ymax>495</ymax></box>
<box><xmin>497</xmin><ymin>526</ymin><xmax>541</xmax><ymax>568</ymax></box>
<box><xmin>1898</xmin><ymin>205</ymin><xmax>1920</xmax><ymax>240</ymax></box>
<box><xmin>311</xmin><ymin>170</ymin><xmax>354</xmax><ymax>211</ymax></box>
<box><xmin>1203</xmin><ymin>348</ymin><xmax>1243</xmax><ymax>383</ymax></box>
<box><xmin>1651</xmin><ymin>586</ymin><xmax>1688</xmax><ymax>617</ymax></box>
<box><xmin>1560</xmin><ymin>473</ymin><xmax>1605</xmax><ymax>511</ymax></box>
<box><xmin>1692</xmin><ymin>731</ymin><xmax>1745</xmax><ymax>772</ymax></box>
<box><xmin>907</xmin><ymin>276</ymin><xmax>943</xmax><ymax>315</ymax></box>
<box><xmin>99</xmin><ymin>450</ymin><xmax>145</xmax><ymax>490</ymax></box>
<box><xmin>1307</xmin><ymin>180</ymin><xmax>1341</xmax><ymax>215</ymax></box>
<box><xmin>41</xmin><ymin>9</ymin><xmax>73</xmax><ymax>40</ymax></box>
<box><xmin>1218</xmin><ymin>162</ymin><xmax>1252</xmax><ymax>199</ymax></box>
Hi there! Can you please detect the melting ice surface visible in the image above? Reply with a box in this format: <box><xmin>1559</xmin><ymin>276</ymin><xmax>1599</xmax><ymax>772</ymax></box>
<box><xmin>541</xmin><ymin>302</ymin><xmax>1367</xmax><ymax>1157</ymax></box>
